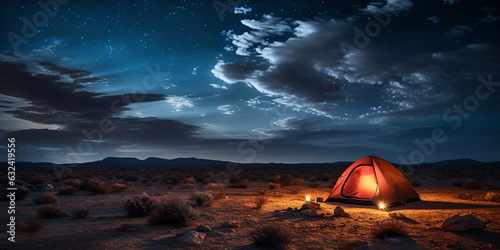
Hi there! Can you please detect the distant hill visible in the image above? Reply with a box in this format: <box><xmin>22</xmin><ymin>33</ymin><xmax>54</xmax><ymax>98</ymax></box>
<box><xmin>3</xmin><ymin>157</ymin><xmax>499</xmax><ymax>167</ymax></box>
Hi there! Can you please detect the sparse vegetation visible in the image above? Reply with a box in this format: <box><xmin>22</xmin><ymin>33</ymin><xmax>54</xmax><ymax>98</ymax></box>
<box><xmin>371</xmin><ymin>220</ymin><xmax>407</xmax><ymax>238</ymax></box>
<box><xmin>88</xmin><ymin>179</ymin><xmax>111</xmax><ymax>194</ymax></box>
<box><xmin>111</xmin><ymin>183</ymin><xmax>129</xmax><ymax>193</ymax></box>
<box><xmin>58</xmin><ymin>186</ymin><xmax>76</xmax><ymax>195</ymax></box>
<box><xmin>18</xmin><ymin>219</ymin><xmax>43</xmax><ymax>232</ymax></box>
<box><xmin>269</xmin><ymin>182</ymin><xmax>281</xmax><ymax>190</ymax></box>
<box><xmin>63</xmin><ymin>179</ymin><xmax>82</xmax><ymax>189</ymax></box>
<box><xmin>254</xmin><ymin>196</ymin><xmax>268</xmax><ymax>209</ymax></box>
<box><xmin>33</xmin><ymin>193</ymin><xmax>58</xmax><ymax>205</ymax></box>
<box><xmin>457</xmin><ymin>192</ymin><xmax>473</xmax><ymax>200</ymax></box>
<box><xmin>249</xmin><ymin>223</ymin><xmax>291</xmax><ymax>247</ymax></box>
<box><xmin>37</xmin><ymin>205</ymin><xmax>68</xmax><ymax>218</ymax></box>
<box><xmin>190</xmin><ymin>192</ymin><xmax>214</xmax><ymax>207</ymax></box>
<box><xmin>292</xmin><ymin>178</ymin><xmax>304</xmax><ymax>186</ymax></box>
<box><xmin>485</xmin><ymin>192</ymin><xmax>500</xmax><ymax>202</ymax></box>
<box><xmin>229</xmin><ymin>177</ymin><xmax>249</xmax><ymax>188</ymax></box>
<box><xmin>149</xmin><ymin>198</ymin><xmax>195</xmax><ymax>225</ymax></box>
<box><xmin>207</xmin><ymin>183</ymin><xmax>224</xmax><ymax>192</ymax></box>
<box><xmin>72</xmin><ymin>207</ymin><xmax>90</xmax><ymax>219</ymax></box>
<box><xmin>124</xmin><ymin>193</ymin><xmax>156</xmax><ymax>217</ymax></box>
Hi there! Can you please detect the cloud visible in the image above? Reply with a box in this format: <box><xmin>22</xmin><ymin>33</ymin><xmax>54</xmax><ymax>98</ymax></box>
<box><xmin>363</xmin><ymin>0</ymin><xmax>413</xmax><ymax>14</ymax></box>
<box><xmin>443</xmin><ymin>0</ymin><xmax>459</xmax><ymax>4</ymax></box>
<box><xmin>217</xmin><ymin>104</ymin><xmax>238</xmax><ymax>115</ymax></box>
<box><xmin>209</xmin><ymin>83</ymin><xmax>228</xmax><ymax>90</ymax></box>
<box><xmin>427</xmin><ymin>16</ymin><xmax>440</xmax><ymax>24</ymax></box>
<box><xmin>165</xmin><ymin>96</ymin><xmax>194</xmax><ymax>111</ymax></box>
<box><xmin>234</xmin><ymin>7</ymin><xmax>252</xmax><ymax>15</ymax></box>
<box><xmin>448</xmin><ymin>25</ymin><xmax>473</xmax><ymax>36</ymax></box>
<box><xmin>480</xmin><ymin>14</ymin><xmax>500</xmax><ymax>24</ymax></box>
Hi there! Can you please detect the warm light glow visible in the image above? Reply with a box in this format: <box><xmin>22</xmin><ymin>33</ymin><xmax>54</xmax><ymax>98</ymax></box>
<box><xmin>378</xmin><ymin>202</ymin><xmax>386</xmax><ymax>209</ymax></box>
<box><xmin>306</xmin><ymin>195</ymin><xmax>311</xmax><ymax>201</ymax></box>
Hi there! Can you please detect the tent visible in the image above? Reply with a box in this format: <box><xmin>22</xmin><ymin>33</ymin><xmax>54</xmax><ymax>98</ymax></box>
<box><xmin>326</xmin><ymin>156</ymin><xmax>420</xmax><ymax>207</ymax></box>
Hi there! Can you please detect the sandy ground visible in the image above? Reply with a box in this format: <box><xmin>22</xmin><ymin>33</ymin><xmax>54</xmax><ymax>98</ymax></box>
<box><xmin>1</xmin><ymin>175</ymin><xmax>500</xmax><ymax>249</ymax></box>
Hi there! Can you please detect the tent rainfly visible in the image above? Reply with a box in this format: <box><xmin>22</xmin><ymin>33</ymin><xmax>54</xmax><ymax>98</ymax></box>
<box><xmin>326</xmin><ymin>156</ymin><xmax>420</xmax><ymax>207</ymax></box>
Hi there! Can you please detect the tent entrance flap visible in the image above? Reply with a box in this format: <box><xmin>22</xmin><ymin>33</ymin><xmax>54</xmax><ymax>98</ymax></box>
<box><xmin>341</xmin><ymin>165</ymin><xmax>377</xmax><ymax>199</ymax></box>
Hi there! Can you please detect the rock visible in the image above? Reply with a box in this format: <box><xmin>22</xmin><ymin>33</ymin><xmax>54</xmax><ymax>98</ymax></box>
<box><xmin>385</xmin><ymin>237</ymin><xmax>402</xmax><ymax>244</ymax></box>
<box><xmin>286</xmin><ymin>207</ymin><xmax>294</xmax><ymax>212</ymax></box>
<box><xmin>441</xmin><ymin>214</ymin><xmax>486</xmax><ymax>232</ymax></box>
<box><xmin>301</xmin><ymin>209</ymin><xmax>311</xmax><ymax>215</ymax></box>
<box><xmin>301</xmin><ymin>202</ymin><xmax>321</xmax><ymax>210</ymax></box>
<box><xmin>222</xmin><ymin>228</ymin><xmax>235</xmax><ymax>233</ymax></box>
<box><xmin>334</xmin><ymin>206</ymin><xmax>345</xmax><ymax>216</ymax></box>
<box><xmin>176</xmin><ymin>231</ymin><xmax>205</xmax><ymax>246</ymax></box>
<box><xmin>119</xmin><ymin>224</ymin><xmax>140</xmax><ymax>231</ymax></box>
<box><xmin>221</xmin><ymin>221</ymin><xmax>239</xmax><ymax>228</ymax></box>
<box><xmin>197</xmin><ymin>225</ymin><xmax>211</xmax><ymax>232</ymax></box>
<box><xmin>273</xmin><ymin>210</ymin><xmax>282</xmax><ymax>215</ymax></box>
<box><xmin>308</xmin><ymin>209</ymin><xmax>317</xmax><ymax>217</ymax></box>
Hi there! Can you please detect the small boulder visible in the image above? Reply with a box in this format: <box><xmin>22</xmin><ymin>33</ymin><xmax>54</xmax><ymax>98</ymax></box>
<box><xmin>308</xmin><ymin>209</ymin><xmax>317</xmax><ymax>217</ymax></box>
<box><xmin>334</xmin><ymin>206</ymin><xmax>345</xmax><ymax>216</ymax></box>
<box><xmin>176</xmin><ymin>230</ymin><xmax>205</xmax><ymax>246</ymax></box>
<box><xmin>441</xmin><ymin>214</ymin><xmax>486</xmax><ymax>232</ymax></box>
<box><xmin>197</xmin><ymin>225</ymin><xmax>211</xmax><ymax>232</ymax></box>
<box><xmin>301</xmin><ymin>202</ymin><xmax>321</xmax><ymax>210</ymax></box>
<box><xmin>301</xmin><ymin>209</ymin><xmax>311</xmax><ymax>215</ymax></box>
<box><xmin>385</xmin><ymin>237</ymin><xmax>403</xmax><ymax>244</ymax></box>
<box><xmin>221</xmin><ymin>221</ymin><xmax>239</xmax><ymax>228</ymax></box>
<box><xmin>286</xmin><ymin>207</ymin><xmax>294</xmax><ymax>212</ymax></box>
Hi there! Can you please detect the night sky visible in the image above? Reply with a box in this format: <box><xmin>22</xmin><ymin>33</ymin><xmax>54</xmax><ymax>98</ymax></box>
<box><xmin>0</xmin><ymin>0</ymin><xmax>499</xmax><ymax>164</ymax></box>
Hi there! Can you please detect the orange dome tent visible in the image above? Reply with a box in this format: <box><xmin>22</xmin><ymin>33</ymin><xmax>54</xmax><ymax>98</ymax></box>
<box><xmin>326</xmin><ymin>156</ymin><xmax>420</xmax><ymax>207</ymax></box>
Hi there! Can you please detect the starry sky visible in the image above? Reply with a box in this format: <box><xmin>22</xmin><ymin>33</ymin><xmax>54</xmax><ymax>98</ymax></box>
<box><xmin>0</xmin><ymin>0</ymin><xmax>499</xmax><ymax>164</ymax></box>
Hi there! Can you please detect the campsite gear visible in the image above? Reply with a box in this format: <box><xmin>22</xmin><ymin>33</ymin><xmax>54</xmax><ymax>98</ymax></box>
<box><xmin>326</xmin><ymin>156</ymin><xmax>420</xmax><ymax>206</ymax></box>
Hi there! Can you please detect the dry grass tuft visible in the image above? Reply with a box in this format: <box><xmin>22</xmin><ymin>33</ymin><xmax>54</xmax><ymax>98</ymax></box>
<box><xmin>58</xmin><ymin>186</ymin><xmax>75</xmax><ymax>195</ymax></box>
<box><xmin>33</xmin><ymin>193</ymin><xmax>58</xmax><ymax>205</ymax></box>
<box><xmin>124</xmin><ymin>193</ymin><xmax>156</xmax><ymax>217</ymax></box>
<box><xmin>190</xmin><ymin>192</ymin><xmax>214</xmax><ymax>207</ymax></box>
<box><xmin>37</xmin><ymin>205</ymin><xmax>68</xmax><ymax>218</ymax></box>
<box><xmin>457</xmin><ymin>192</ymin><xmax>473</xmax><ymax>200</ymax></box>
<box><xmin>72</xmin><ymin>207</ymin><xmax>90</xmax><ymax>219</ymax></box>
<box><xmin>254</xmin><ymin>196</ymin><xmax>268</xmax><ymax>209</ymax></box>
<box><xmin>485</xmin><ymin>192</ymin><xmax>500</xmax><ymax>202</ymax></box>
<box><xmin>292</xmin><ymin>178</ymin><xmax>304</xmax><ymax>186</ymax></box>
<box><xmin>371</xmin><ymin>220</ymin><xmax>408</xmax><ymax>238</ymax></box>
<box><xmin>111</xmin><ymin>183</ymin><xmax>129</xmax><ymax>193</ymax></box>
<box><xmin>249</xmin><ymin>223</ymin><xmax>291</xmax><ymax>247</ymax></box>
<box><xmin>88</xmin><ymin>179</ymin><xmax>111</xmax><ymax>194</ymax></box>
<box><xmin>149</xmin><ymin>198</ymin><xmax>195</xmax><ymax>225</ymax></box>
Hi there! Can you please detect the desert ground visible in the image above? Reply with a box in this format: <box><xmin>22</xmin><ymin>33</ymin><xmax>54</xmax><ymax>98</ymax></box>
<box><xmin>1</xmin><ymin>165</ymin><xmax>500</xmax><ymax>249</ymax></box>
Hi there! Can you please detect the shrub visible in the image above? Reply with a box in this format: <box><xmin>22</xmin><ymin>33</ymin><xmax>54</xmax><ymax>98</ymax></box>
<box><xmin>33</xmin><ymin>193</ymin><xmax>58</xmax><ymax>205</ymax></box>
<box><xmin>452</xmin><ymin>179</ymin><xmax>465</xmax><ymax>187</ymax></box>
<box><xmin>63</xmin><ymin>179</ymin><xmax>81</xmax><ymax>189</ymax></box>
<box><xmin>72</xmin><ymin>207</ymin><xmax>90</xmax><ymax>219</ymax></box>
<box><xmin>182</xmin><ymin>183</ymin><xmax>194</xmax><ymax>189</ymax></box>
<box><xmin>249</xmin><ymin>223</ymin><xmax>291</xmax><ymax>247</ymax></box>
<box><xmin>58</xmin><ymin>186</ymin><xmax>75</xmax><ymax>195</ymax></box>
<box><xmin>18</xmin><ymin>219</ymin><xmax>43</xmax><ymax>232</ymax></box>
<box><xmin>112</xmin><ymin>183</ymin><xmax>129</xmax><ymax>193</ymax></box>
<box><xmin>269</xmin><ymin>183</ymin><xmax>281</xmax><ymax>190</ymax></box>
<box><xmin>464</xmin><ymin>180</ymin><xmax>483</xmax><ymax>190</ymax></box>
<box><xmin>229</xmin><ymin>178</ymin><xmax>249</xmax><ymax>188</ymax></box>
<box><xmin>149</xmin><ymin>198</ymin><xmax>195</xmax><ymax>225</ymax></box>
<box><xmin>457</xmin><ymin>192</ymin><xmax>473</xmax><ymax>200</ymax></box>
<box><xmin>371</xmin><ymin>220</ymin><xmax>407</xmax><ymax>238</ymax></box>
<box><xmin>268</xmin><ymin>175</ymin><xmax>281</xmax><ymax>184</ymax></box>
<box><xmin>124</xmin><ymin>193</ymin><xmax>156</xmax><ymax>217</ymax></box>
<box><xmin>485</xmin><ymin>192</ymin><xmax>500</xmax><ymax>202</ymax></box>
<box><xmin>191</xmin><ymin>192</ymin><xmax>214</xmax><ymax>207</ymax></box>
<box><xmin>37</xmin><ymin>205</ymin><xmax>68</xmax><ymax>218</ymax></box>
<box><xmin>88</xmin><ymin>179</ymin><xmax>111</xmax><ymax>194</ymax></box>
<box><xmin>254</xmin><ymin>196</ymin><xmax>268</xmax><ymax>209</ymax></box>
<box><xmin>185</xmin><ymin>177</ymin><xmax>196</xmax><ymax>184</ymax></box>
<box><xmin>292</xmin><ymin>178</ymin><xmax>304</xmax><ymax>186</ymax></box>
<box><xmin>207</xmin><ymin>183</ymin><xmax>224</xmax><ymax>192</ymax></box>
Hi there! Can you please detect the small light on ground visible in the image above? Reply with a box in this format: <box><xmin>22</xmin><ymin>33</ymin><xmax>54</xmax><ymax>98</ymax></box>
<box><xmin>378</xmin><ymin>202</ymin><xmax>386</xmax><ymax>210</ymax></box>
<box><xmin>306</xmin><ymin>195</ymin><xmax>310</xmax><ymax>201</ymax></box>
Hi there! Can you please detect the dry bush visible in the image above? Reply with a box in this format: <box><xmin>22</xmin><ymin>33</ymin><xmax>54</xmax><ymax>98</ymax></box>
<box><xmin>190</xmin><ymin>192</ymin><xmax>214</xmax><ymax>207</ymax></box>
<box><xmin>58</xmin><ymin>186</ymin><xmax>75</xmax><ymax>195</ymax></box>
<box><xmin>185</xmin><ymin>177</ymin><xmax>196</xmax><ymax>184</ymax></box>
<box><xmin>269</xmin><ymin>183</ymin><xmax>281</xmax><ymax>190</ymax></box>
<box><xmin>18</xmin><ymin>219</ymin><xmax>43</xmax><ymax>232</ymax></box>
<box><xmin>268</xmin><ymin>175</ymin><xmax>281</xmax><ymax>184</ymax></box>
<box><xmin>292</xmin><ymin>178</ymin><xmax>304</xmax><ymax>186</ymax></box>
<box><xmin>249</xmin><ymin>223</ymin><xmax>291</xmax><ymax>247</ymax></box>
<box><xmin>72</xmin><ymin>207</ymin><xmax>90</xmax><ymax>219</ymax></box>
<box><xmin>371</xmin><ymin>220</ymin><xmax>407</xmax><ymax>238</ymax></box>
<box><xmin>124</xmin><ymin>193</ymin><xmax>156</xmax><ymax>217</ymax></box>
<box><xmin>63</xmin><ymin>179</ymin><xmax>81</xmax><ymax>189</ymax></box>
<box><xmin>182</xmin><ymin>183</ymin><xmax>194</xmax><ymax>189</ymax></box>
<box><xmin>485</xmin><ymin>192</ymin><xmax>500</xmax><ymax>202</ymax></box>
<box><xmin>33</xmin><ymin>193</ymin><xmax>58</xmax><ymax>205</ymax></box>
<box><xmin>457</xmin><ymin>192</ymin><xmax>473</xmax><ymax>200</ymax></box>
<box><xmin>254</xmin><ymin>196</ymin><xmax>268</xmax><ymax>209</ymax></box>
<box><xmin>207</xmin><ymin>183</ymin><xmax>224</xmax><ymax>192</ymax></box>
<box><xmin>452</xmin><ymin>179</ymin><xmax>465</xmax><ymax>187</ymax></box>
<box><xmin>229</xmin><ymin>177</ymin><xmax>249</xmax><ymax>188</ymax></box>
<box><xmin>149</xmin><ymin>198</ymin><xmax>195</xmax><ymax>225</ymax></box>
<box><xmin>464</xmin><ymin>180</ymin><xmax>483</xmax><ymax>190</ymax></box>
<box><xmin>88</xmin><ymin>179</ymin><xmax>111</xmax><ymax>194</ymax></box>
<box><xmin>38</xmin><ymin>205</ymin><xmax>68</xmax><ymax>218</ymax></box>
<box><xmin>112</xmin><ymin>183</ymin><xmax>129</xmax><ymax>193</ymax></box>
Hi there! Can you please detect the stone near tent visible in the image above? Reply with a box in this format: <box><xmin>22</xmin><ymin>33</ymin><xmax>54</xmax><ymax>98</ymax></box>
<box><xmin>176</xmin><ymin>230</ymin><xmax>205</xmax><ymax>246</ymax></box>
<box><xmin>197</xmin><ymin>225</ymin><xmax>211</xmax><ymax>232</ymax></box>
<box><xmin>334</xmin><ymin>206</ymin><xmax>345</xmax><ymax>216</ymax></box>
<box><xmin>441</xmin><ymin>214</ymin><xmax>486</xmax><ymax>232</ymax></box>
<box><xmin>301</xmin><ymin>202</ymin><xmax>321</xmax><ymax>211</ymax></box>
<box><xmin>301</xmin><ymin>209</ymin><xmax>311</xmax><ymax>215</ymax></box>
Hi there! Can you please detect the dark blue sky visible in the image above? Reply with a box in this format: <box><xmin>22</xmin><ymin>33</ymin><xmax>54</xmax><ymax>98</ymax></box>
<box><xmin>1</xmin><ymin>0</ymin><xmax>499</xmax><ymax>164</ymax></box>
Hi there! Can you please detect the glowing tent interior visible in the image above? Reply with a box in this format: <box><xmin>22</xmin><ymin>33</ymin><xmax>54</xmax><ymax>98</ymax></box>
<box><xmin>326</xmin><ymin>156</ymin><xmax>420</xmax><ymax>207</ymax></box>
